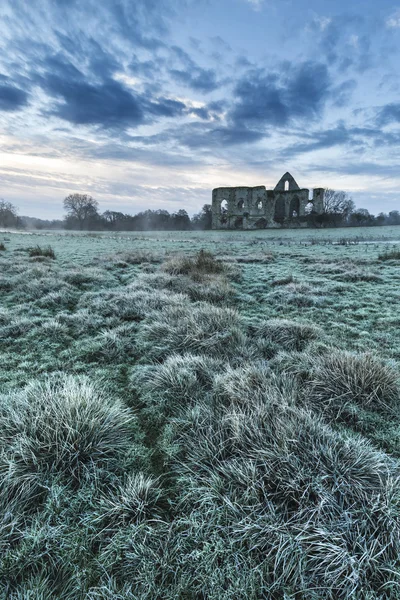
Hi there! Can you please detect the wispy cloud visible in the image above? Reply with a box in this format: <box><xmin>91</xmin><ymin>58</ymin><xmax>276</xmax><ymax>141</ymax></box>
<box><xmin>386</xmin><ymin>9</ymin><xmax>400</xmax><ymax>28</ymax></box>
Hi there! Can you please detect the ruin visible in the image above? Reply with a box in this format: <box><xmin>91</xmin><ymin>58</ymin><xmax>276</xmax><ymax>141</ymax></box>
<box><xmin>211</xmin><ymin>172</ymin><xmax>324</xmax><ymax>229</ymax></box>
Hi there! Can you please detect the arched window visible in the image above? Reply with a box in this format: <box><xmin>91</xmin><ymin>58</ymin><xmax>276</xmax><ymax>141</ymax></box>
<box><xmin>290</xmin><ymin>196</ymin><xmax>300</xmax><ymax>219</ymax></box>
<box><xmin>220</xmin><ymin>199</ymin><xmax>228</xmax><ymax>224</ymax></box>
<box><xmin>305</xmin><ymin>201</ymin><xmax>314</xmax><ymax>215</ymax></box>
<box><xmin>237</xmin><ymin>199</ymin><xmax>244</xmax><ymax>210</ymax></box>
<box><xmin>284</xmin><ymin>180</ymin><xmax>289</xmax><ymax>191</ymax></box>
<box><xmin>257</xmin><ymin>200</ymin><xmax>263</xmax><ymax>210</ymax></box>
<box><xmin>274</xmin><ymin>196</ymin><xmax>286</xmax><ymax>223</ymax></box>
<box><xmin>220</xmin><ymin>199</ymin><xmax>228</xmax><ymax>214</ymax></box>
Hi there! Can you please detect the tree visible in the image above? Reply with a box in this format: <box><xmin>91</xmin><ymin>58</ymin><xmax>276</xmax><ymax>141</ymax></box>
<box><xmin>314</xmin><ymin>188</ymin><xmax>355</xmax><ymax>227</ymax></box>
<box><xmin>0</xmin><ymin>199</ymin><xmax>23</xmax><ymax>228</ymax></box>
<box><xmin>63</xmin><ymin>194</ymin><xmax>100</xmax><ymax>230</ymax></box>
<box><xmin>192</xmin><ymin>204</ymin><xmax>212</xmax><ymax>230</ymax></box>
<box><xmin>171</xmin><ymin>209</ymin><xmax>191</xmax><ymax>230</ymax></box>
<box><xmin>348</xmin><ymin>208</ymin><xmax>375</xmax><ymax>227</ymax></box>
<box><xmin>388</xmin><ymin>210</ymin><xmax>400</xmax><ymax>225</ymax></box>
<box><xmin>323</xmin><ymin>189</ymin><xmax>355</xmax><ymax>217</ymax></box>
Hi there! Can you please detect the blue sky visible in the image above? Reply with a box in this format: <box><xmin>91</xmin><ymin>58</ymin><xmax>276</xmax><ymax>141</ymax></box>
<box><xmin>1</xmin><ymin>0</ymin><xmax>400</xmax><ymax>218</ymax></box>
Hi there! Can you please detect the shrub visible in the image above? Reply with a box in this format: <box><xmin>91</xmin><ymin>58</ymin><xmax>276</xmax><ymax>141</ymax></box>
<box><xmin>28</xmin><ymin>245</ymin><xmax>56</xmax><ymax>259</ymax></box>
<box><xmin>0</xmin><ymin>242</ymin><xmax>6</xmax><ymax>251</ymax></box>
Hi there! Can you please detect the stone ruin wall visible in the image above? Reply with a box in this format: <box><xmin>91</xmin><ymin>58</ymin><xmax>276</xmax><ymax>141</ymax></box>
<box><xmin>211</xmin><ymin>173</ymin><xmax>325</xmax><ymax>230</ymax></box>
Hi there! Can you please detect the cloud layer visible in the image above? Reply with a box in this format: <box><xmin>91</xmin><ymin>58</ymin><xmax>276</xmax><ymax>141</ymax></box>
<box><xmin>1</xmin><ymin>0</ymin><xmax>400</xmax><ymax>216</ymax></box>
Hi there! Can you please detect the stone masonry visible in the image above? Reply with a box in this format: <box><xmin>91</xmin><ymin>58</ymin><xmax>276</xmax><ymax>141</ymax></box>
<box><xmin>211</xmin><ymin>172</ymin><xmax>324</xmax><ymax>229</ymax></box>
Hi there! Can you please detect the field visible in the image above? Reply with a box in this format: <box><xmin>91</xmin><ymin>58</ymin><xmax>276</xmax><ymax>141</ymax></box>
<box><xmin>1</xmin><ymin>225</ymin><xmax>400</xmax><ymax>599</ymax></box>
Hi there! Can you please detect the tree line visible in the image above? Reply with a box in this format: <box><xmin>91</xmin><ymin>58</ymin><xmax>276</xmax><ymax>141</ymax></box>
<box><xmin>1</xmin><ymin>191</ymin><xmax>400</xmax><ymax>231</ymax></box>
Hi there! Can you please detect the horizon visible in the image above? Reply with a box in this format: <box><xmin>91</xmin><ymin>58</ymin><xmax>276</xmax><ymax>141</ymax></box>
<box><xmin>1</xmin><ymin>0</ymin><xmax>400</xmax><ymax>219</ymax></box>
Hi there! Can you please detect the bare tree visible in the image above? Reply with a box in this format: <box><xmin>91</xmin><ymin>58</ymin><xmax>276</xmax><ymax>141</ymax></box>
<box><xmin>63</xmin><ymin>194</ymin><xmax>99</xmax><ymax>230</ymax></box>
<box><xmin>323</xmin><ymin>189</ymin><xmax>355</xmax><ymax>218</ymax></box>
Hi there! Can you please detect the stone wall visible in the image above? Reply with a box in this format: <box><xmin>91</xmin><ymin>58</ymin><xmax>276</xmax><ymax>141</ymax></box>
<box><xmin>211</xmin><ymin>172</ymin><xmax>325</xmax><ymax>230</ymax></box>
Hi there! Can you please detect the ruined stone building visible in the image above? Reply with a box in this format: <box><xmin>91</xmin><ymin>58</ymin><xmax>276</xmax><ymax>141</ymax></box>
<box><xmin>211</xmin><ymin>172</ymin><xmax>324</xmax><ymax>229</ymax></box>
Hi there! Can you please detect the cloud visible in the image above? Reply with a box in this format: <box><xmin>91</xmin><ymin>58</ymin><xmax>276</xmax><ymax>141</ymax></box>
<box><xmin>0</xmin><ymin>79</ymin><xmax>29</xmax><ymax>111</ymax></box>
<box><xmin>169</xmin><ymin>45</ymin><xmax>222</xmax><ymax>92</ymax></box>
<box><xmin>169</xmin><ymin>67</ymin><xmax>220</xmax><ymax>93</ymax></box>
<box><xmin>243</xmin><ymin>0</ymin><xmax>265</xmax><ymax>11</ymax></box>
<box><xmin>308</xmin><ymin>14</ymin><xmax>373</xmax><ymax>72</ymax></box>
<box><xmin>42</xmin><ymin>73</ymin><xmax>145</xmax><ymax>127</ymax></box>
<box><xmin>229</xmin><ymin>61</ymin><xmax>331</xmax><ymax>128</ymax></box>
<box><xmin>386</xmin><ymin>9</ymin><xmax>400</xmax><ymax>28</ymax></box>
<box><xmin>376</xmin><ymin>103</ymin><xmax>400</xmax><ymax>125</ymax></box>
<box><xmin>280</xmin><ymin>123</ymin><xmax>400</xmax><ymax>161</ymax></box>
<box><xmin>129</xmin><ymin>120</ymin><xmax>265</xmax><ymax>150</ymax></box>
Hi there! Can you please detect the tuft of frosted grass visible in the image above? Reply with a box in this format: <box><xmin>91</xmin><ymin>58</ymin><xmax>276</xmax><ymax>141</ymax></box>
<box><xmin>0</xmin><ymin>375</ymin><xmax>137</xmax><ymax>508</ymax></box>
<box><xmin>131</xmin><ymin>353</ymin><xmax>225</xmax><ymax>422</ymax></box>
<box><xmin>137</xmin><ymin>303</ymin><xmax>252</xmax><ymax>361</ymax></box>
<box><xmin>251</xmin><ymin>318</ymin><xmax>322</xmax><ymax>352</ymax></box>
<box><xmin>75</xmin><ymin>323</ymin><xmax>138</xmax><ymax>362</ymax></box>
<box><xmin>28</xmin><ymin>245</ymin><xmax>56</xmax><ymax>259</ymax></box>
<box><xmin>62</xmin><ymin>267</ymin><xmax>117</xmax><ymax>289</ymax></box>
<box><xmin>135</xmin><ymin>270</ymin><xmax>235</xmax><ymax>304</ymax></box>
<box><xmin>79</xmin><ymin>286</ymin><xmax>187</xmax><ymax>321</ymax></box>
<box><xmin>95</xmin><ymin>473</ymin><xmax>164</xmax><ymax>530</ymax></box>
<box><xmin>162</xmin><ymin>249</ymin><xmax>229</xmax><ymax>277</ymax></box>
<box><xmin>307</xmin><ymin>350</ymin><xmax>400</xmax><ymax>416</ymax></box>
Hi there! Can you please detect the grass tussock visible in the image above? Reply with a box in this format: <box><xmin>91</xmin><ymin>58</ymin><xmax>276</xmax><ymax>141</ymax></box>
<box><xmin>378</xmin><ymin>248</ymin><xmax>400</xmax><ymax>261</ymax></box>
<box><xmin>307</xmin><ymin>350</ymin><xmax>400</xmax><ymax>416</ymax></box>
<box><xmin>28</xmin><ymin>245</ymin><xmax>56</xmax><ymax>259</ymax></box>
<box><xmin>271</xmin><ymin>273</ymin><xmax>295</xmax><ymax>286</ymax></box>
<box><xmin>0</xmin><ymin>375</ymin><xmax>138</xmax><ymax>494</ymax></box>
<box><xmin>162</xmin><ymin>248</ymin><xmax>227</xmax><ymax>276</ymax></box>
<box><xmin>137</xmin><ymin>303</ymin><xmax>253</xmax><ymax>361</ymax></box>
<box><xmin>251</xmin><ymin>317</ymin><xmax>322</xmax><ymax>351</ymax></box>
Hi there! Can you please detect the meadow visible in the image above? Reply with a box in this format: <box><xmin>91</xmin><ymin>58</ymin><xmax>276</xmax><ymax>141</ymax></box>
<box><xmin>1</xmin><ymin>225</ymin><xmax>400</xmax><ymax>598</ymax></box>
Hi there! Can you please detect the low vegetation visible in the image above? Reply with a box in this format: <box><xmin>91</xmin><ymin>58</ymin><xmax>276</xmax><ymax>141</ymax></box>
<box><xmin>1</xmin><ymin>229</ymin><xmax>400</xmax><ymax>598</ymax></box>
<box><xmin>28</xmin><ymin>244</ymin><xmax>56</xmax><ymax>259</ymax></box>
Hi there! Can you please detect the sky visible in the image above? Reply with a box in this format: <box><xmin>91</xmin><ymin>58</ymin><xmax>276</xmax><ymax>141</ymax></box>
<box><xmin>1</xmin><ymin>0</ymin><xmax>400</xmax><ymax>219</ymax></box>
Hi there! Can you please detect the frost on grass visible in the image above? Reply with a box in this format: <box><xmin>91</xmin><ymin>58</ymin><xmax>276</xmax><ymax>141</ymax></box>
<box><xmin>136</xmin><ymin>303</ymin><xmax>253</xmax><ymax>361</ymax></box>
<box><xmin>160</xmin><ymin>393</ymin><xmax>400</xmax><ymax>599</ymax></box>
<box><xmin>0</xmin><ymin>375</ymin><xmax>140</xmax><ymax>497</ymax></box>
<box><xmin>2</xmin><ymin>235</ymin><xmax>400</xmax><ymax>598</ymax></box>
<box><xmin>250</xmin><ymin>318</ymin><xmax>322</xmax><ymax>352</ymax></box>
<box><xmin>307</xmin><ymin>350</ymin><xmax>400</xmax><ymax>416</ymax></box>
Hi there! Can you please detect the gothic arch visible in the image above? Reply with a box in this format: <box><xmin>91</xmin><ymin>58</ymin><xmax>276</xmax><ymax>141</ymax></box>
<box><xmin>274</xmin><ymin>195</ymin><xmax>286</xmax><ymax>223</ymax></box>
<box><xmin>289</xmin><ymin>195</ymin><xmax>300</xmax><ymax>218</ymax></box>
<box><xmin>274</xmin><ymin>172</ymin><xmax>300</xmax><ymax>192</ymax></box>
